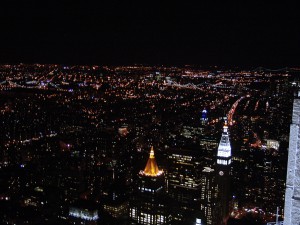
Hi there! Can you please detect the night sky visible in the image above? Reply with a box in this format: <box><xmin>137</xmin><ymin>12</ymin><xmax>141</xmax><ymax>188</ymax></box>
<box><xmin>0</xmin><ymin>2</ymin><xmax>299</xmax><ymax>67</ymax></box>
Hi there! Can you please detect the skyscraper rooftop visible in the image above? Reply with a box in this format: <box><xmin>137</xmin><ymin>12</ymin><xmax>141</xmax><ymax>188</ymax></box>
<box><xmin>140</xmin><ymin>146</ymin><xmax>163</xmax><ymax>177</ymax></box>
<box><xmin>217</xmin><ymin>121</ymin><xmax>232</xmax><ymax>159</ymax></box>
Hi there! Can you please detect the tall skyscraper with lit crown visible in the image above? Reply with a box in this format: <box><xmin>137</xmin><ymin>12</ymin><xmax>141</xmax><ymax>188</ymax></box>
<box><xmin>217</xmin><ymin>121</ymin><xmax>232</xmax><ymax>166</ymax></box>
<box><xmin>216</xmin><ymin>121</ymin><xmax>232</xmax><ymax>224</ymax></box>
<box><xmin>130</xmin><ymin>147</ymin><xmax>170</xmax><ymax>225</ymax></box>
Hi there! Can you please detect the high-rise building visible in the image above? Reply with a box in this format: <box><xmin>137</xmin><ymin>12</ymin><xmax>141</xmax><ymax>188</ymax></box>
<box><xmin>284</xmin><ymin>92</ymin><xmax>300</xmax><ymax>225</ymax></box>
<box><xmin>201</xmin><ymin>109</ymin><xmax>208</xmax><ymax>125</ymax></box>
<box><xmin>216</xmin><ymin>121</ymin><xmax>232</xmax><ymax>224</ymax></box>
<box><xmin>199</xmin><ymin>137</ymin><xmax>219</xmax><ymax>167</ymax></box>
<box><xmin>167</xmin><ymin>147</ymin><xmax>204</xmax><ymax>224</ymax></box>
<box><xmin>167</xmin><ymin>148</ymin><xmax>202</xmax><ymax>201</ymax></box>
<box><xmin>129</xmin><ymin>147</ymin><xmax>170</xmax><ymax>225</ymax></box>
<box><xmin>201</xmin><ymin>167</ymin><xmax>218</xmax><ymax>225</ymax></box>
<box><xmin>102</xmin><ymin>182</ymin><xmax>129</xmax><ymax>223</ymax></box>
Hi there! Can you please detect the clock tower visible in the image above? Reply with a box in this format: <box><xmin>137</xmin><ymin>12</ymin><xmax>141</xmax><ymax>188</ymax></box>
<box><xmin>216</xmin><ymin>120</ymin><xmax>232</xmax><ymax>224</ymax></box>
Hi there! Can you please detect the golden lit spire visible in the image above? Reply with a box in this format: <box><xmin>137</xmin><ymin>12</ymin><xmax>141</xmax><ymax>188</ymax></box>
<box><xmin>142</xmin><ymin>146</ymin><xmax>163</xmax><ymax>177</ymax></box>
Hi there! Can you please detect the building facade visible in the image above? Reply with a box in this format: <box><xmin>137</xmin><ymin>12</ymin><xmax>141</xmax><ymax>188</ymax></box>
<box><xmin>284</xmin><ymin>93</ymin><xmax>300</xmax><ymax>225</ymax></box>
<box><xmin>130</xmin><ymin>147</ymin><xmax>170</xmax><ymax>225</ymax></box>
<box><xmin>216</xmin><ymin>121</ymin><xmax>232</xmax><ymax>224</ymax></box>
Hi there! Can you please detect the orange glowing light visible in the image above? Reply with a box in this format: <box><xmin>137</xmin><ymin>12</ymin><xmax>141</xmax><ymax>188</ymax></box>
<box><xmin>141</xmin><ymin>146</ymin><xmax>163</xmax><ymax>177</ymax></box>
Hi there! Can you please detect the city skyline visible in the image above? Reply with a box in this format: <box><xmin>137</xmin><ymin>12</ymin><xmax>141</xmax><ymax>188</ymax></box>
<box><xmin>0</xmin><ymin>64</ymin><xmax>295</xmax><ymax>224</ymax></box>
<box><xmin>0</xmin><ymin>2</ymin><xmax>299</xmax><ymax>225</ymax></box>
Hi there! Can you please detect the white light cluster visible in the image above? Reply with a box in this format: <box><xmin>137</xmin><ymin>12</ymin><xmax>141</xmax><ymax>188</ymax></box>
<box><xmin>196</xmin><ymin>218</ymin><xmax>202</xmax><ymax>225</ymax></box>
<box><xmin>139</xmin><ymin>170</ymin><xmax>164</xmax><ymax>177</ymax></box>
<box><xmin>69</xmin><ymin>208</ymin><xmax>99</xmax><ymax>221</ymax></box>
<box><xmin>217</xmin><ymin>132</ymin><xmax>232</xmax><ymax>158</ymax></box>
<box><xmin>217</xmin><ymin>159</ymin><xmax>231</xmax><ymax>165</ymax></box>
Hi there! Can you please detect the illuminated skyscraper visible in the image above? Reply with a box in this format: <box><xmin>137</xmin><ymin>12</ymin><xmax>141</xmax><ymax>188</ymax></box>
<box><xmin>284</xmin><ymin>92</ymin><xmax>300</xmax><ymax>225</ymax></box>
<box><xmin>201</xmin><ymin>109</ymin><xmax>208</xmax><ymax>125</ymax></box>
<box><xmin>216</xmin><ymin>121</ymin><xmax>232</xmax><ymax>166</ymax></box>
<box><xmin>130</xmin><ymin>147</ymin><xmax>170</xmax><ymax>225</ymax></box>
<box><xmin>142</xmin><ymin>147</ymin><xmax>163</xmax><ymax>177</ymax></box>
<box><xmin>167</xmin><ymin>148</ymin><xmax>202</xmax><ymax>201</ymax></box>
<box><xmin>216</xmin><ymin>121</ymin><xmax>232</xmax><ymax>224</ymax></box>
<box><xmin>199</xmin><ymin>137</ymin><xmax>219</xmax><ymax>167</ymax></box>
<box><xmin>167</xmin><ymin>147</ymin><xmax>204</xmax><ymax>224</ymax></box>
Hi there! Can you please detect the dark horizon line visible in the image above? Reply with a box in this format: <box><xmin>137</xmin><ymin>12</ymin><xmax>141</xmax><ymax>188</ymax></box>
<box><xmin>0</xmin><ymin>60</ymin><xmax>298</xmax><ymax>71</ymax></box>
